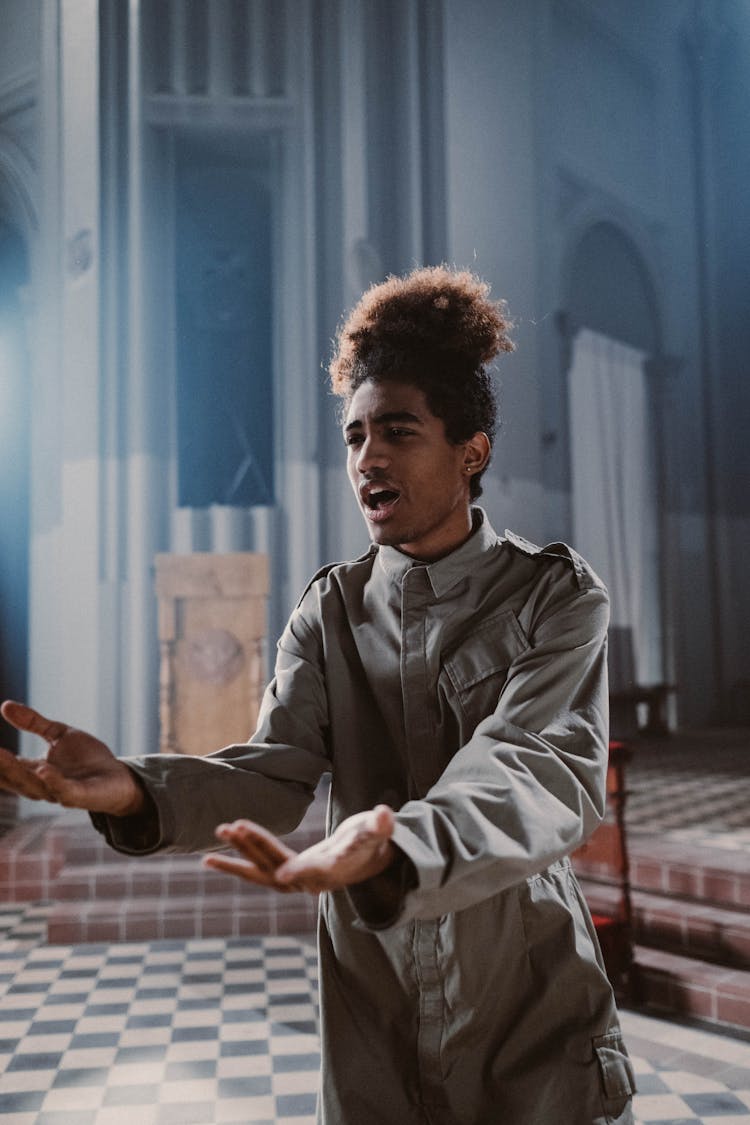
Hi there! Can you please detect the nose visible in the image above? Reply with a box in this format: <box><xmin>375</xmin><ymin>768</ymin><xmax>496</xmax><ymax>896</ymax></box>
<box><xmin>354</xmin><ymin>433</ymin><xmax>389</xmax><ymax>475</ymax></box>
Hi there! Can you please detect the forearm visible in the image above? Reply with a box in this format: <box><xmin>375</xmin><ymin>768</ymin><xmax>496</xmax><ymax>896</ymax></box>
<box><xmin>91</xmin><ymin>747</ymin><xmax>326</xmax><ymax>856</ymax></box>
<box><xmin>390</xmin><ymin>721</ymin><xmax>606</xmax><ymax>920</ymax></box>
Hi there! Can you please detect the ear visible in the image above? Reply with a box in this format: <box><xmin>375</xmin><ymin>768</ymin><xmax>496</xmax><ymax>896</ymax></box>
<box><xmin>462</xmin><ymin>431</ymin><xmax>491</xmax><ymax>478</ymax></box>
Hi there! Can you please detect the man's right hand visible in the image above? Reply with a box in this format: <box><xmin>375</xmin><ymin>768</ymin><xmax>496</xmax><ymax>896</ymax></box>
<box><xmin>0</xmin><ymin>701</ymin><xmax>145</xmax><ymax>817</ymax></box>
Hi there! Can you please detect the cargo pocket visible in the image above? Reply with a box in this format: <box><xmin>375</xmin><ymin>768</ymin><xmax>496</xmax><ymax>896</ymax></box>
<box><xmin>593</xmin><ymin>1031</ymin><xmax>636</xmax><ymax>1123</ymax></box>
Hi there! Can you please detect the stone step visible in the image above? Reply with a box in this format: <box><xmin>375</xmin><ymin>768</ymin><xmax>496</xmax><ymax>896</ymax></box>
<box><xmin>627</xmin><ymin>833</ymin><xmax>750</xmax><ymax>911</ymax></box>
<box><xmin>46</xmin><ymin>888</ymin><xmax>319</xmax><ymax>944</ymax></box>
<box><xmin>0</xmin><ymin>814</ymin><xmax>66</xmax><ymax>900</ymax></box>
<box><xmin>0</xmin><ymin>792</ymin><xmax>19</xmax><ymax>836</ymax></box>
<box><xmin>633</xmin><ymin>944</ymin><xmax>750</xmax><ymax>1035</ymax></box>
<box><xmin>579</xmin><ymin>879</ymin><xmax>750</xmax><ymax>970</ymax></box>
<box><xmin>0</xmin><ymin>797</ymin><xmax>328</xmax><ymax>902</ymax></box>
<box><xmin>1</xmin><ymin>798</ymin><xmax>328</xmax><ymax>943</ymax></box>
<box><xmin>51</xmin><ymin>854</ymin><xmax>297</xmax><ymax>901</ymax></box>
<box><xmin>573</xmin><ymin>833</ymin><xmax>750</xmax><ymax>924</ymax></box>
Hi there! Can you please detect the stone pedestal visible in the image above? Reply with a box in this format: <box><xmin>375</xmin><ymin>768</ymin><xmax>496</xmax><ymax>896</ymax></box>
<box><xmin>154</xmin><ymin>553</ymin><xmax>269</xmax><ymax>756</ymax></box>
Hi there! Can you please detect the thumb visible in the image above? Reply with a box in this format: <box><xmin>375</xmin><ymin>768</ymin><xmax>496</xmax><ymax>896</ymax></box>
<box><xmin>371</xmin><ymin>804</ymin><xmax>395</xmax><ymax>838</ymax></box>
<box><xmin>1</xmin><ymin>701</ymin><xmax>69</xmax><ymax>743</ymax></box>
<box><xmin>1</xmin><ymin>700</ymin><xmax>28</xmax><ymax>728</ymax></box>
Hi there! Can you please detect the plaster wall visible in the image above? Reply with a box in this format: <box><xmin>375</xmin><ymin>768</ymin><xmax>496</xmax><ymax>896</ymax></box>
<box><xmin>442</xmin><ymin>0</ymin><xmax>541</xmax><ymax>540</ymax></box>
<box><xmin>0</xmin><ymin>0</ymin><xmax>39</xmax><ymax>87</ymax></box>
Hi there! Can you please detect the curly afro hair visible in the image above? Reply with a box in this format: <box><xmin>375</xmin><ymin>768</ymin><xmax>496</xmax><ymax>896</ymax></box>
<box><xmin>329</xmin><ymin>265</ymin><xmax>514</xmax><ymax>499</ymax></box>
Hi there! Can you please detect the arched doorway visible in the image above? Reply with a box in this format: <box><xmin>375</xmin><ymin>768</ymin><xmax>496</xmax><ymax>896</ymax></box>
<box><xmin>0</xmin><ymin>220</ymin><xmax>30</xmax><ymax>753</ymax></box>
<box><xmin>564</xmin><ymin>222</ymin><xmax>665</xmax><ymax>722</ymax></box>
<box><xmin>567</xmin><ymin>221</ymin><xmax>659</xmax><ymax>354</ymax></box>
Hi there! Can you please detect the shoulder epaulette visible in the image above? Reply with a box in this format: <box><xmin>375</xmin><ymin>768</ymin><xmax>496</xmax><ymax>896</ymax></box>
<box><xmin>294</xmin><ymin>547</ymin><xmax>377</xmax><ymax>608</ymax></box>
<box><xmin>504</xmin><ymin>530</ymin><xmax>543</xmax><ymax>557</ymax></box>
<box><xmin>503</xmin><ymin>529</ymin><xmax>600</xmax><ymax>591</ymax></box>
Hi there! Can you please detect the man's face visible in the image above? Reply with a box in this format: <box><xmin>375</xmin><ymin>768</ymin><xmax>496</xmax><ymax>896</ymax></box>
<box><xmin>344</xmin><ymin>379</ymin><xmax>478</xmax><ymax>561</ymax></box>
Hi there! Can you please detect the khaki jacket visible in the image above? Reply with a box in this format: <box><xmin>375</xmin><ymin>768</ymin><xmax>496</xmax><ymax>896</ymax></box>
<box><xmin>95</xmin><ymin>510</ymin><xmax>635</xmax><ymax>1124</ymax></box>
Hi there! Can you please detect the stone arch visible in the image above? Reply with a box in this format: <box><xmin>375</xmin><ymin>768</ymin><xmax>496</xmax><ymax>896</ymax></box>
<box><xmin>559</xmin><ymin>197</ymin><xmax>663</xmax><ymax>354</ymax></box>
<box><xmin>564</xmin><ymin>219</ymin><xmax>660</xmax><ymax>352</ymax></box>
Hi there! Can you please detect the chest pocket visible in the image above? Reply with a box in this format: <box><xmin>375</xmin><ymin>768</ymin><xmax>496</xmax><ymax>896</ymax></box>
<box><xmin>442</xmin><ymin>608</ymin><xmax>529</xmax><ymax>728</ymax></box>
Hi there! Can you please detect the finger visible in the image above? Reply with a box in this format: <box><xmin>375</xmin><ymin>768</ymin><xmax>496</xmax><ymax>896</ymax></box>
<box><xmin>1</xmin><ymin>701</ymin><xmax>69</xmax><ymax>744</ymax></box>
<box><xmin>250</xmin><ymin>833</ymin><xmax>296</xmax><ymax>873</ymax></box>
<box><xmin>215</xmin><ymin>821</ymin><xmax>295</xmax><ymax>874</ymax></box>
<box><xmin>0</xmin><ymin>748</ymin><xmax>54</xmax><ymax>802</ymax></box>
<box><xmin>202</xmin><ymin>853</ymin><xmax>294</xmax><ymax>888</ymax></box>
<box><xmin>34</xmin><ymin>763</ymin><xmax>87</xmax><ymax>809</ymax></box>
<box><xmin>216</xmin><ymin>821</ymin><xmax>274</xmax><ymax>863</ymax></box>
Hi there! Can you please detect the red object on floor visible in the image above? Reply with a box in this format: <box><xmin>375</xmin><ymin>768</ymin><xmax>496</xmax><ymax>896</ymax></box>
<box><xmin>573</xmin><ymin>740</ymin><xmax>634</xmax><ymax>997</ymax></box>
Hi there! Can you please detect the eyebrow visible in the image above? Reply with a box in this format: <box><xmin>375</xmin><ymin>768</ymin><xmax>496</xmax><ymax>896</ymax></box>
<box><xmin>344</xmin><ymin>410</ymin><xmax>424</xmax><ymax>433</ymax></box>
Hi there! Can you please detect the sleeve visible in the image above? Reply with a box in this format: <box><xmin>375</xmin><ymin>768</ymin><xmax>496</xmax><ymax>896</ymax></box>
<box><xmin>91</xmin><ymin>605</ymin><xmax>331</xmax><ymax>856</ymax></box>
<box><xmin>348</xmin><ymin>578</ymin><xmax>610</xmax><ymax>928</ymax></box>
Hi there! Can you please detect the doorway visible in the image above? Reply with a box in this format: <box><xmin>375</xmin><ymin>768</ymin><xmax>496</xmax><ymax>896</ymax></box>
<box><xmin>565</xmin><ymin>222</ymin><xmax>664</xmax><ymax>696</ymax></box>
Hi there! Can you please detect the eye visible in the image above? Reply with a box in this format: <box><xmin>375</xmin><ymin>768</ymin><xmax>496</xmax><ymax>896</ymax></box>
<box><xmin>387</xmin><ymin>427</ymin><xmax>415</xmax><ymax>439</ymax></box>
<box><xmin>344</xmin><ymin>433</ymin><xmax>364</xmax><ymax>447</ymax></box>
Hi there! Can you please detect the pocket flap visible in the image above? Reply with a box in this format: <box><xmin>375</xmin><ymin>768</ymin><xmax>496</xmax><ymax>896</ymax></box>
<box><xmin>444</xmin><ymin>609</ymin><xmax>528</xmax><ymax>693</ymax></box>
<box><xmin>593</xmin><ymin>1032</ymin><xmax>636</xmax><ymax>1100</ymax></box>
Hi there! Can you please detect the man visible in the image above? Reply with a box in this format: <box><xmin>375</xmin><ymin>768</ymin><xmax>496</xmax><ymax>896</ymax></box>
<box><xmin>1</xmin><ymin>266</ymin><xmax>634</xmax><ymax>1123</ymax></box>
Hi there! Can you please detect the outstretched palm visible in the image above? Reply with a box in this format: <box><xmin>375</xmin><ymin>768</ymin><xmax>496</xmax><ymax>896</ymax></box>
<box><xmin>204</xmin><ymin>805</ymin><xmax>397</xmax><ymax>894</ymax></box>
<box><xmin>0</xmin><ymin>701</ymin><xmax>144</xmax><ymax>816</ymax></box>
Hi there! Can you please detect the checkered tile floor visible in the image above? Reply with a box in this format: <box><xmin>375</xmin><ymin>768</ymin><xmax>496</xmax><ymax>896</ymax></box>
<box><xmin>0</xmin><ymin>905</ymin><xmax>319</xmax><ymax>1124</ymax></box>
<box><xmin>627</xmin><ymin>729</ymin><xmax>750</xmax><ymax>845</ymax></box>
<box><xmin>2</xmin><ymin>904</ymin><xmax>750</xmax><ymax>1123</ymax></box>
<box><xmin>624</xmin><ymin>1009</ymin><xmax>750</xmax><ymax>1124</ymax></box>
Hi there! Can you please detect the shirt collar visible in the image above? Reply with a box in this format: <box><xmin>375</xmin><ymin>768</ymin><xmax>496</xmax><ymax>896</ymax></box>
<box><xmin>375</xmin><ymin>507</ymin><xmax>500</xmax><ymax>597</ymax></box>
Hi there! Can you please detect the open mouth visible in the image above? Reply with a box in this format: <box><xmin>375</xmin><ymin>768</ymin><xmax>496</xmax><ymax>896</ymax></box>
<box><xmin>362</xmin><ymin>486</ymin><xmax>401</xmax><ymax>521</ymax></box>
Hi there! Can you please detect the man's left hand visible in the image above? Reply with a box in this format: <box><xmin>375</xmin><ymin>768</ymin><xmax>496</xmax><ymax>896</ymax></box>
<box><xmin>203</xmin><ymin>804</ymin><xmax>396</xmax><ymax>894</ymax></box>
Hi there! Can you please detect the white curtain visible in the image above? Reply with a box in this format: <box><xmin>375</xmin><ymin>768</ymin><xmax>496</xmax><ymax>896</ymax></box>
<box><xmin>568</xmin><ymin>328</ymin><xmax>662</xmax><ymax>685</ymax></box>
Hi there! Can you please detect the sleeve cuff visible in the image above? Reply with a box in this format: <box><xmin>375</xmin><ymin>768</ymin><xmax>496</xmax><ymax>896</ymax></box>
<box><xmin>89</xmin><ymin>770</ymin><xmax>164</xmax><ymax>855</ymax></box>
<box><xmin>346</xmin><ymin>844</ymin><xmax>418</xmax><ymax>930</ymax></box>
